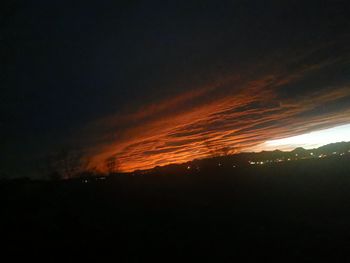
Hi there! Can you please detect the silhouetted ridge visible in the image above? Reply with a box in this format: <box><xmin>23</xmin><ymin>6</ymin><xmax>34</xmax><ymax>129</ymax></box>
<box><xmin>318</xmin><ymin>141</ymin><xmax>350</xmax><ymax>153</ymax></box>
<box><xmin>291</xmin><ymin>147</ymin><xmax>307</xmax><ymax>153</ymax></box>
<box><xmin>126</xmin><ymin>141</ymin><xmax>350</xmax><ymax>176</ymax></box>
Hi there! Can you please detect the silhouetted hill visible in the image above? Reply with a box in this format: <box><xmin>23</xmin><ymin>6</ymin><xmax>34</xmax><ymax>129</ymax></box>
<box><xmin>291</xmin><ymin>147</ymin><xmax>307</xmax><ymax>154</ymax></box>
<box><xmin>317</xmin><ymin>141</ymin><xmax>350</xmax><ymax>153</ymax></box>
<box><xmin>2</xmin><ymin>148</ymin><xmax>350</xmax><ymax>261</ymax></box>
<box><xmin>129</xmin><ymin>141</ymin><xmax>350</xmax><ymax>176</ymax></box>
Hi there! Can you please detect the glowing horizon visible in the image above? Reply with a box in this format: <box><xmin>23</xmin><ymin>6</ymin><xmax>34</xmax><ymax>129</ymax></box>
<box><xmin>85</xmin><ymin>47</ymin><xmax>350</xmax><ymax>173</ymax></box>
<box><xmin>254</xmin><ymin>124</ymin><xmax>350</xmax><ymax>152</ymax></box>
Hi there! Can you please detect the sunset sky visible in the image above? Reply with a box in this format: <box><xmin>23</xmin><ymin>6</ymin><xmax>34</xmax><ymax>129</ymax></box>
<box><xmin>2</xmin><ymin>0</ymin><xmax>350</xmax><ymax>176</ymax></box>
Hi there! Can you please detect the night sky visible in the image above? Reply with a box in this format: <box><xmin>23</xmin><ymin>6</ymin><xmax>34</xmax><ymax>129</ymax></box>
<box><xmin>2</xmin><ymin>0</ymin><xmax>350</xmax><ymax>177</ymax></box>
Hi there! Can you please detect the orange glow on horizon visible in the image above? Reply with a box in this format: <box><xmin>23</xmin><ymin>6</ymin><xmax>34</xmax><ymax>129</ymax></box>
<box><xmin>84</xmin><ymin>49</ymin><xmax>350</xmax><ymax>173</ymax></box>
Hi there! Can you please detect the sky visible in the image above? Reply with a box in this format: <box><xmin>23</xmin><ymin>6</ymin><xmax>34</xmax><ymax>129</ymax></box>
<box><xmin>254</xmin><ymin>124</ymin><xmax>350</xmax><ymax>152</ymax></box>
<box><xmin>1</xmin><ymin>0</ymin><xmax>350</xmax><ymax>177</ymax></box>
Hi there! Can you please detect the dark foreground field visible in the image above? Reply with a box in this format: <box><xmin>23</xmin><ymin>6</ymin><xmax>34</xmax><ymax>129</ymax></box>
<box><xmin>1</xmin><ymin>156</ymin><xmax>350</xmax><ymax>261</ymax></box>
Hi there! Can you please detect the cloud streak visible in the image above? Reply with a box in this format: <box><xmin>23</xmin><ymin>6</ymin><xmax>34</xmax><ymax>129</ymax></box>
<box><xmin>82</xmin><ymin>43</ymin><xmax>350</xmax><ymax>172</ymax></box>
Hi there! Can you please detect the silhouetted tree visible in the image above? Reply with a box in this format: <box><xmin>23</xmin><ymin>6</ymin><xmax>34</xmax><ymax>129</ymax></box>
<box><xmin>104</xmin><ymin>155</ymin><xmax>119</xmax><ymax>175</ymax></box>
<box><xmin>45</xmin><ymin>148</ymin><xmax>90</xmax><ymax>180</ymax></box>
<box><xmin>204</xmin><ymin>139</ymin><xmax>233</xmax><ymax>157</ymax></box>
<box><xmin>219</xmin><ymin>146</ymin><xmax>231</xmax><ymax>156</ymax></box>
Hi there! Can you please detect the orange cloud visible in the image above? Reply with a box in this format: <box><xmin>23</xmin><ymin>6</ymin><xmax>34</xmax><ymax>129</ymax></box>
<box><xmin>82</xmin><ymin>45</ymin><xmax>350</xmax><ymax>172</ymax></box>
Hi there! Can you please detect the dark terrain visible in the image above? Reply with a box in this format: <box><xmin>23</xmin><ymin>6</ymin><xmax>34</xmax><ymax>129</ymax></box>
<box><xmin>1</xmin><ymin>154</ymin><xmax>350</xmax><ymax>261</ymax></box>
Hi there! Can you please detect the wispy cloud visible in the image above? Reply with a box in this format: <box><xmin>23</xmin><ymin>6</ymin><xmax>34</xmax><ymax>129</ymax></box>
<box><xmin>82</xmin><ymin>44</ymin><xmax>350</xmax><ymax>172</ymax></box>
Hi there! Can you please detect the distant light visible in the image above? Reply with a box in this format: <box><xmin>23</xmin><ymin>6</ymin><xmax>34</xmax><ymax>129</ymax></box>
<box><xmin>187</xmin><ymin>165</ymin><xmax>191</xmax><ymax>170</ymax></box>
<box><xmin>310</xmin><ymin>152</ymin><xmax>314</xmax><ymax>156</ymax></box>
<box><xmin>257</xmin><ymin>123</ymin><xmax>350</xmax><ymax>151</ymax></box>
